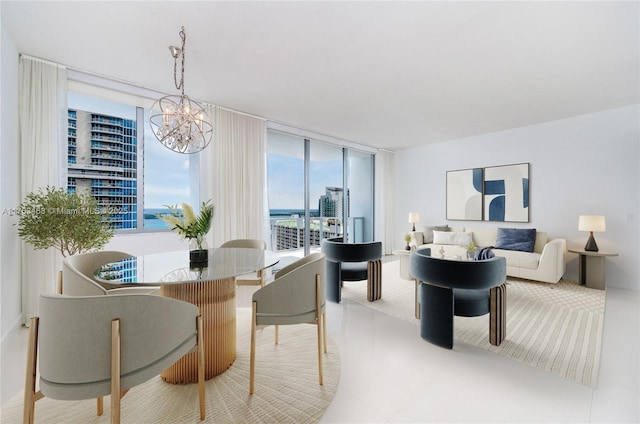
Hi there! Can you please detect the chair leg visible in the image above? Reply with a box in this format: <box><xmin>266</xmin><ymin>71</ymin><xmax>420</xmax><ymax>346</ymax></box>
<box><xmin>23</xmin><ymin>317</ymin><xmax>39</xmax><ymax>424</ymax></box>
<box><xmin>97</xmin><ymin>397</ymin><xmax>104</xmax><ymax>416</ymax></box>
<box><xmin>274</xmin><ymin>325</ymin><xmax>279</xmax><ymax>345</ymax></box>
<box><xmin>490</xmin><ymin>283</ymin><xmax>507</xmax><ymax>346</ymax></box>
<box><xmin>197</xmin><ymin>315</ymin><xmax>205</xmax><ymax>420</ymax></box>
<box><xmin>111</xmin><ymin>319</ymin><xmax>121</xmax><ymax>424</ymax></box>
<box><xmin>419</xmin><ymin>283</ymin><xmax>454</xmax><ymax>349</ymax></box>
<box><xmin>316</xmin><ymin>275</ymin><xmax>324</xmax><ymax>386</ymax></box>
<box><xmin>249</xmin><ymin>301</ymin><xmax>257</xmax><ymax>395</ymax></box>
<box><xmin>367</xmin><ymin>259</ymin><xmax>382</xmax><ymax>302</ymax></box>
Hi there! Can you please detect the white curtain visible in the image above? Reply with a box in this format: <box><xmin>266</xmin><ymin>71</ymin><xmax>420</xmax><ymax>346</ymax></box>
<box><xmin>18</xmin><ymin>56</ymin><xmax>67</xmax><ymax>323</ymax></box>
<box><xmin>200</xmin><ymin>105</ymin><xmax>266</xmax><ymax>247</ymax></box>
<box><xmin>375</xmin><ymin>149</ymin><xmax>395</xmax><ymax>255</ymax></box>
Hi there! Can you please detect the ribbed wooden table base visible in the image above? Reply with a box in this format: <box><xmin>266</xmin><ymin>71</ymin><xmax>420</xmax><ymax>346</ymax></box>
<box><xmin>160</xmin><ymin>277</ymin><xmax>236</xmax><ymax>383</ymax></box>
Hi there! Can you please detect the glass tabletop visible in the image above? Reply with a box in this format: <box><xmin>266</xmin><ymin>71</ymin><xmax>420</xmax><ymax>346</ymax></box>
<box><xmin>94</xmin><ymin>248</ymin><xmax>280</xmax><ymax>285</ymax></box>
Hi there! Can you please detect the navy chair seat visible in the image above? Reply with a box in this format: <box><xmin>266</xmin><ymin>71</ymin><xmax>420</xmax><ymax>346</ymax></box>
<box><xmin>340</xmin><ymin>262</ymin><xmax>369</xmax><ymax>281</ymax></box>
<box><xmin>453</xmin><ymin>288</ymin><xmax>490</xmax><ymax>317</ymax></box>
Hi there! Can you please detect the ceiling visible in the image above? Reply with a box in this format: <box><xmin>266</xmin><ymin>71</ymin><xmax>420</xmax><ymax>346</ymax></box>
<box><xmin>2</xmin><ymin>1</ymin><xmax>638</xmax><ymax>151</ymax></box>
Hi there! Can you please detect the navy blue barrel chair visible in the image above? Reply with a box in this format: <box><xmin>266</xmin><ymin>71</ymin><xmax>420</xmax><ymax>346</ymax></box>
<box><xmin>320</xmin><ymin>237</ymin><xmax>382</xmax><ymax>303</ymax></box>
<box><xmin>410</xmin><ymin>248</ymin><xmax>507</xmax><ymax>349</ymax></box>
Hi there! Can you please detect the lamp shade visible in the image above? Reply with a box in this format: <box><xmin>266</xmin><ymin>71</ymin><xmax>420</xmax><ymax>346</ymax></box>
<box><xmin>578</xmin><ymin>215</ymin><xmax>606</xmax><ymax>232</ymax></box>
<box><xmin>408</xmin><ymin>212</ymin><xmax>420</xmax><ymax>224</ymax></box>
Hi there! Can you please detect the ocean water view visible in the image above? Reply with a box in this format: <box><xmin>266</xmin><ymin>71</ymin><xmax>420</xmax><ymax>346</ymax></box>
<box><xmin>144</xmin><ymin>208</ymin><xmax>171</xmax><ymax>229</ymax></box>
<box><xmin>143</xmin><ymin>208</ymin><xmax>321</xmax><ymax>229</ymax></box>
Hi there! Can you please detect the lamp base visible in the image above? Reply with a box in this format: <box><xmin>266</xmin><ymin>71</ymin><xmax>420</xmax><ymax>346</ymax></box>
<box><xmin>584</xmin><ymin>232</ymin><xmax>599</xmax><ymax>252</ymax></box>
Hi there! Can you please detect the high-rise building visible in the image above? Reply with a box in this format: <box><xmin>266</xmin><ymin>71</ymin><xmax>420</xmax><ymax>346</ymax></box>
<box><xmin>67</xmin><ymin>109</ymin><xmax>138</xmax><ymax>229</ymax></box>
<box><xmin>318</xmin><ymin>186</ymin><xmax>350</xmax><ymax>218</ymax></box>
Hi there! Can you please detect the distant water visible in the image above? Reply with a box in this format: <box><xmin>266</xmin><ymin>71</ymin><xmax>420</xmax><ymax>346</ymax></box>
<box><xmin>144</xmin><ymin>208</ymin><xmax>171</xmax><ymax>230</ymax></box>
<box><xmin>142</xmin><ymin>208</ymin><xmax>320</xmax><ymax>229</ymax></box>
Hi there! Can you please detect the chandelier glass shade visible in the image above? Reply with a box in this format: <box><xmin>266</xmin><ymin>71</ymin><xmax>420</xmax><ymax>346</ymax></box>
<box><xmin>149</xmin><ymin>26</ymin><xmax>212</xmax><ymax>154</ymax></box>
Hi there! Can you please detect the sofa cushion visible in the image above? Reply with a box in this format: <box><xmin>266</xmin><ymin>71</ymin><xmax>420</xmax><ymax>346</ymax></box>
<box><xmin>495</xmin><ymin>228</ymin><xmax>537</xmax><ymax>252</ymax></box>
<box><xmin>494</xmin><ymin>249</ymin><xmax>540</xmax><ymax>270</ymax></box>
<box><xmin>433</xmin><ymin>231</ymin><xmax>473</xmax><ymax>247</ymax></box>
<box><xmin>422</xmin><ymin>225</ymin><xmax>450</xmax><ymax>244</ymax></box>
<box><xmin>469</xmin><ymin>228</ymin><xmax>497</xmax><ymax>247</ymax></box>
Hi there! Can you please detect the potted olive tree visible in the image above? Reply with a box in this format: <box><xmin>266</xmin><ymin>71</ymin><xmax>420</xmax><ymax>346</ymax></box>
<box><xmin>16</xmin><ymin>186</ymin><xmax>115</xmax><ymax>290</ymax></box>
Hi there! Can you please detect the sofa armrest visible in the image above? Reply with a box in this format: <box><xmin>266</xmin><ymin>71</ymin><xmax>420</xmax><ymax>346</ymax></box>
<box><xmin>535</xmin><ymin>239</ymin><xmax>567</xmax><ymax>283</ymax></box>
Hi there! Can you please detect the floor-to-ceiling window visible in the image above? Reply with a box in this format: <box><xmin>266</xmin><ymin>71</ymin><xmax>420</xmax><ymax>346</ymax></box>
<box><xmin>266</xmin><ymin>129</ymin><xmax>374</xmax><ymax>257</ymax></box>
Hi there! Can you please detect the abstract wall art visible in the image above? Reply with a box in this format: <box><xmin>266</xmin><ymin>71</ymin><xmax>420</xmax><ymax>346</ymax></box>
<box><xmin>446</xmin><ymin>168</ymin><xmax>483</xmax><ymax>221</ymax></box>
<box><xmin>483</xmin><ymin>163</ymin><xmax>530</xmax><ymax>222</ymax></box>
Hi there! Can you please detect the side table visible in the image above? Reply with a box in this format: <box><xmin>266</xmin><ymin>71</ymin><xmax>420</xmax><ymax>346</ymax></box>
<box><xmin>393</xmin><ymin>249</ymin><xmax>413</xmax><ymax>280</ymax></box>
<box><xmin>394</xmin><ymin>249</ymin><xmax>420</xmax><ymax>319</ymax></box>
<box><xmin>568</xmin><ymin>248</ymin><xmax>618</xmax><ymax>290</ymax></box>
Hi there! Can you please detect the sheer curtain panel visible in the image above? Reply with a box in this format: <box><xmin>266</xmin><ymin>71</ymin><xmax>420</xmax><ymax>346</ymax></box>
<box><xmin>200</xmin><ymin>105</ymin><xmax>266</xmax><ymax>247</ymax></box>
<box><xmin>18</xmin><ymin>56</ymin><xmax>67</xmax><ymax>324</ymax></box>
<box><xmin>375</xmin><ymin>149</ymin><xmax>395</xmax><ymax>255</ymax></box>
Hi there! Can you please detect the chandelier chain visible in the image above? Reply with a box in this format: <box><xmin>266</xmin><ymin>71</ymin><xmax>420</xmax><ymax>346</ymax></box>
<box><xmin>173</xmin><ymin>26</ymin><xmax>186</xmax><ymax>95</ymax></box>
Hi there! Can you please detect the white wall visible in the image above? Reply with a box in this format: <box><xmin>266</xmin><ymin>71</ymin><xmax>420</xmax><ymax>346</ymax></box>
<box><xmin>1</xmin><ymin>25</ymin><xmax>22</xmax><ymax>344</ymax></box>
<box><xmin>394</xmin><ymin>105</ymin><xmax>640</xmax><ymax>291</ymax></box>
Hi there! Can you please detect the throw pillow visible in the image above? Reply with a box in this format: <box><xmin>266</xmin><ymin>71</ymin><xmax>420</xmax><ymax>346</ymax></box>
<box><xmin>422</xmin><ymin>225</ymin><xmax>450</xmax><ymax>244</ymax></box>
<box><xmin>433</xmin><ymin>231</ymin><xmax>473</xmax><ymax>246</ymax></box>
<box><xmin>495</xmin><ymin>228</ymin><xmax>537</xmax><ymax>252</ymax></box>
<box><xmin>410</xmin><ymin>231</ymin><xmax>423</xmax><ymax>247</ymax></box>
<box><xmin>473</xmin><ymin>246</ymin><xmax>495</xmax><ymax>260</ymax></box>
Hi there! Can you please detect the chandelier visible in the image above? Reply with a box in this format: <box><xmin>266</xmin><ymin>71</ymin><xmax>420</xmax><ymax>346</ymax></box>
<box><xmin>149</xmin><ymin>26</ymin><xmax>213</xmax><ymax>154</ymax></box>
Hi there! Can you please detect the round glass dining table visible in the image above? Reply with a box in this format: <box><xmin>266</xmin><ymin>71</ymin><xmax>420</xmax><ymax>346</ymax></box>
<box><xmin>95</xmin><ymin>248</ymin><xmax>279</xmax><ymax>384</ymax></box>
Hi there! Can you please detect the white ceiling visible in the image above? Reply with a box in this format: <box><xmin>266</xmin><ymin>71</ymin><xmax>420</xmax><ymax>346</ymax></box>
<box><xmin>2</xmin><ymin>1</ymin><xmax>638</xmax><ymax>151</ymax></box>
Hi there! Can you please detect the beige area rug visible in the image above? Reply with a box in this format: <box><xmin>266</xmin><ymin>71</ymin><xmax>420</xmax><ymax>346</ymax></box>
<box><xmin>1</xmin><ymin>308</ymin><xmax>340</xmax><ymax>423</ymax></box>
<box><xmin>342</xmin><ymin>259</ymin><xmax>606</xmax><ymax>388</ymax></box>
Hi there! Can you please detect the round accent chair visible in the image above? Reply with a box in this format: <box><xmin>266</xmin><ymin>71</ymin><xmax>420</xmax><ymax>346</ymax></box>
<box><xmin>320</xmin><ymin>237</ymin><xmax>382</xmax><ymax>303</ymax></box>
<box><xmin>410</xmin><ymin>247</ymin><xmax>507</xmax><ymax>349</ymax></box>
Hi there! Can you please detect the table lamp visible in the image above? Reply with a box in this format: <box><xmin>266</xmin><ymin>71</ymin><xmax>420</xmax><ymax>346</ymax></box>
<box><xmin>578</xmin><ymin>215</ymin><xmax>606</xmax><ymax>252</ymax></box>
<box><xmin>408</xmin><ymin>212</ymin><xmax>420</xmax><ymax>232</ymax></box>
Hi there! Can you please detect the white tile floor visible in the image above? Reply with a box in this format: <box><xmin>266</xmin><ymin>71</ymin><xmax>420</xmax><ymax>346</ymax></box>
<box><xmin>2</xmin><ymin>263</ymin><xmax>639</xmax><ymax>423</ymax></box>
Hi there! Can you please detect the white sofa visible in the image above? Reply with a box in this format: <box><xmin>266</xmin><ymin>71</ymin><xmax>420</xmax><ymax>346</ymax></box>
<box><xmin>410</xmin><ymin>226</ymin><xmax>566</xmax><ymax>284</ymax></box>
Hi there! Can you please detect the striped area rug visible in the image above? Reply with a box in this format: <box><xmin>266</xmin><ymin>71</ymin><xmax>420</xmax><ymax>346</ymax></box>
<box><xmin>342</xmin><ymin>259</ymin><xmax>606</xmax><ymax>388</ymax></box>
<box><xmin>1</xmin><ymin>308</ymin><xmax>340</xmax><ymax>423</ymax></box>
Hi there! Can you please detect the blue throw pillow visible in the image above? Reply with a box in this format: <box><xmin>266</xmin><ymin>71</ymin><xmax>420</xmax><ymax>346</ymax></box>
<box><xmin>473</xmin><ymin>246</ymin><xmax>495</xmax><ymax>260</ymax></box>
<box><xmin>495</xmin><ymin>228</ymin><xmax>537</xmax><ymax>253</ymax></box>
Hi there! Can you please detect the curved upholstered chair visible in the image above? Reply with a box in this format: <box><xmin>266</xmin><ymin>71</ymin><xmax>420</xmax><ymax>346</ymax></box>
<box><xmin>320</xmin><ymin>237</ymin><xmax>382</xmax><ymax>303</ymax></box>
<box><xmin>23</xmin><ymin>293</ymin><xmax>205</xmax><ymax>423</ymax></box>
<box><xmin>410</xmin><ymin>248</ymin><xmax>507</xmax><ymax>349</ymax></box>
<box><xmin>220</xmin><ymin>239</ymin><xmax>268</xmax><ymax>287</ymax></box>
<box><xmin>62</xmin><ymin>251</ymin><xmax>159</xmax><ymax>296</ymax></box>
<box><xmin>250</xmin><ymin>253</ymin><xmax>326</xmax><ymax>394</ymax></box>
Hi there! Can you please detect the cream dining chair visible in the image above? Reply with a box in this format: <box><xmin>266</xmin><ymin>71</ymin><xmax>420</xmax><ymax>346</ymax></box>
<box><xmin>249</xmin><ymin>252</ymin><xmax>327</xmax><ymax>394</ymax></box>
<box><xmin>62</xmin><ymin>250</ymin><xmax>159</xmax><ymax>295</ymax></box>
<box><xmin>23</xmin><ymin>293</ymin><xmax>206</xmax><ymax>424</ymax></box>
<box><xmin>219</xmin><ymin>239</ymin><xmax>268</xmax><ymax>287</ymax></box>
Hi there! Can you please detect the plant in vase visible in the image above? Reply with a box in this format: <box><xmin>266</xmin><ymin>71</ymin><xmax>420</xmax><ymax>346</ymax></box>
<box><xmin>159</xmin><ymin>200</ymin><xmax>214</xmax><ymax>263</ymax></box>
<box><xmin>463</xmin><ymin>240</ymin><xmax>477</xmax><ymax>260</ymax></box>
<box><xmin>404</xmin><ymin>233</ymin><xmax>412</xmax><ymax>250</ymax></box>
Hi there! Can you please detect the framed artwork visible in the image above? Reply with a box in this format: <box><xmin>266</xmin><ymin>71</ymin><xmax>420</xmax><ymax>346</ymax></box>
<box><xmin>483</xmin><ymin>163</ymin><xmax>530</xmax><ymax>222</ymax></box>
<box><xmin>446</xmin><ymin>168</ymin><xmax>483</xmax><ymax>221</ymax></box>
